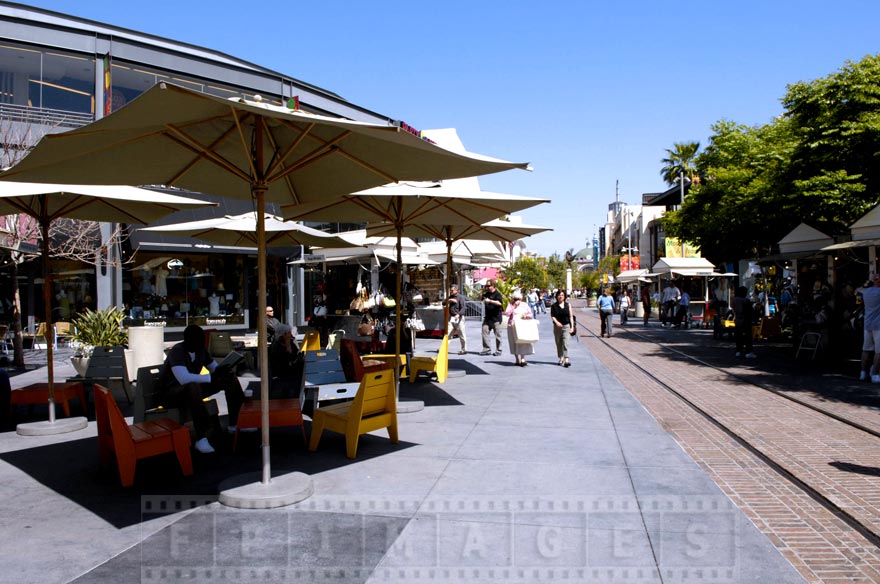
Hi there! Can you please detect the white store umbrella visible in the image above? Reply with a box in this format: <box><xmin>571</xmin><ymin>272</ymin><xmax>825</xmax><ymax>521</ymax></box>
<box><xmin>0</xmin><ymin>182</ymin><xmax>214</xmax><ymax>435</ymax></box>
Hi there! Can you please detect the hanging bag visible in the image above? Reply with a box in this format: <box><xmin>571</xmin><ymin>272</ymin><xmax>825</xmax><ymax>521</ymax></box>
<box><xmin>406</xmin><ymin>313</ymin><xmax>426</xmax><ymax>331</ymax></box>
<box><xmin>357</xmin><ymin>315</ymin><xmax>375</xmax><ymax>337</ymax></box>
<box><xmin>512</xmin><ymin>317</ymin><xmax>539</xmax><ymax>344</ymax></box>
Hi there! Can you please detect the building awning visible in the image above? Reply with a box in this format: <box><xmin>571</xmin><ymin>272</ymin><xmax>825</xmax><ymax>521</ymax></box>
<box><xmin>754</xmin><ymin>250</ymin><xmax>827</xmax><ymax>265</ymax></box>
<box><xmin>821</xmin><ymin>238</ymin><xmax>880</xmax><ymax>251</ymax></box>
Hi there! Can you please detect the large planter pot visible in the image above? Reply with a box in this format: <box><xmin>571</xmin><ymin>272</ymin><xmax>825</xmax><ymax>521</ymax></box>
<box><xmin>71</xmin><ymin>356</ymin><xmax>89</xmax><ymax>377</ymax></box>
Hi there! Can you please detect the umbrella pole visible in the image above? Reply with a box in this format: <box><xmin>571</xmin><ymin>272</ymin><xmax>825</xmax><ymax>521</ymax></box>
<box><xmin>445</xmin><ymin>235</ymin><xmax>453</xmax><ymax>324</ymax></box>
<box><xmin>40</xmin><ymin>211</ymin><xmax>56</xmax><ymax>424</ymax></box>
<box><xmin>255</xmin><ymin>187</ymin><xmax>271</xmax><ymax>485</ymax></box>
<box><xmin>395</xmin><ymin>222</ymin><xmax>402</xmax><ymax>400</ymax></box>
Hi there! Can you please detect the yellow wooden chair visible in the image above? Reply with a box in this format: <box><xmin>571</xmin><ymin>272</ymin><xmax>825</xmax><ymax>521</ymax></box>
<box><xmin>408</xmin><ymin>335</ymin><xmax>449</xmax><ymax>383</ymax></box>
<box><xmin>301</xmin><ymin>328</ymin><xmax>322</xmax><ymax>353</ymax></box>
<box><xmin>22</xmin><ymin>322</ymin><xmax>48</xmax><ymax>351</ymax></box>
<box><xmin>54</xmin><ymin>322</ymin><xmax>74</xmax><ymax>348</ymax></box>
<box><xmin>308</xmin><ymin>369</ymin><xmax>398</xmax><ymax>459</ymax></box>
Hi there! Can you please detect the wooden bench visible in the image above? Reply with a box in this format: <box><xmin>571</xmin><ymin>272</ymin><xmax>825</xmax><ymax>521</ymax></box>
<box><xmin>308</xmin><ymin>369</ymin><xmax>398</xmax><ymax>459</ymax></box>
<box><xmin>94</xmin><ymin>384</ymin><xmax>193</xmax><ymax>488</ymax></box>
<box><xmin>409</xmin><ymin>335</ymin><xmax>449</xmax><ymax>383</ymax></box>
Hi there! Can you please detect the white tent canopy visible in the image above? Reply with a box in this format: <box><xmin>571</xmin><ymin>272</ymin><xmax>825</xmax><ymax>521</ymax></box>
<box><xmin>651</xmin><ymin>257</ymin><xmax>716</xmax><ymax>277</ymax></box>
<box><xmin>778</xmin><ymin>223</ymin><xmax>833</xmax><ymax>254</ymax></box>
<box><xmin>616</xmin><ymin>269</ymin><xmax>650</xmax><ymax>283</ymax></box>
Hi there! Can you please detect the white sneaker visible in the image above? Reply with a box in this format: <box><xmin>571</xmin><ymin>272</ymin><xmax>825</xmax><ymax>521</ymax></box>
<box><xmin>872</xmin><ymin>375</ymin><xmax>880</xmax><ymax>384</ymax></box>
<box><xmin>194</xmin><ymin>437</ymin><xmax>215</xmax><ymax>454</ymax></box>
<box><xmin>859</xmin><ymin>371</ymin><xmax>868</xmax><ymax>381</ymax></box>
<box><xmin>745</xmin><ymin>352</ymin><xmax>757</xmax><ymax>359</ymax></box>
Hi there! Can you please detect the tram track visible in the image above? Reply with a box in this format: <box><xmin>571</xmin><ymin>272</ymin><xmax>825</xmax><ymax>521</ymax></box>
<box><xmin>571</xmin><ymin>305</ymin><xmax>880</xmax><ymax>552</ymax></box>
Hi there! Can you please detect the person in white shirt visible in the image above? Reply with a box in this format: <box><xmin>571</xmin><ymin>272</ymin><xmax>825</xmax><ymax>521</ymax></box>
<box><xmin>661</xmin><ymin>281</ymin><xmax>681</xmax><ymax>327</ymax></box>
<box><xmin>619</xmin><ymin>289</ymin><xmax>631</xmax><ymax>326</ymax></box>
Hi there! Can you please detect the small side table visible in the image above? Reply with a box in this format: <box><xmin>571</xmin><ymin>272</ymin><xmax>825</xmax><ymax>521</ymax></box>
<box><xmin>233</xmin><ymin>398</ymin><xmax>305</xmax><ymax>452</ymax></box>
<box><xmin>11</xmin><ymin>382</ymin><xmax>87</xmax><ymax>417</ymax></box>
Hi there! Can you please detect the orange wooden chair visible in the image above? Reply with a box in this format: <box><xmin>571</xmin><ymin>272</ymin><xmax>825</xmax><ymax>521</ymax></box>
<box><xmin>94</xmin><ymin>384</ymin><xmax>193</xmax><ymax>487</ymax></box>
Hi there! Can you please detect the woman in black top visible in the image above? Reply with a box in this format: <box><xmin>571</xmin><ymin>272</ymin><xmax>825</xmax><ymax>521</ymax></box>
<box><xmin>550</xmin><ymin>290</ymin><xmax>575</xmax><ymax>367</ymax></box>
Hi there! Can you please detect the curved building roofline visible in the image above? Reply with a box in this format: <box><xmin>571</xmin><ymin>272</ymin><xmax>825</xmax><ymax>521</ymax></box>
<box><xmin>0</xmin><ymin>1</ymin><xmax>391</xmax><ymax>122</ymax></box>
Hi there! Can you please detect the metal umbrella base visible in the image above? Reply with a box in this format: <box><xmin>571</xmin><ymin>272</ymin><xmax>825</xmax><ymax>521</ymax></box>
<box><xmin>17</xmin><ymin>417</ymin><xmax>88</xmax><ymax>436</ymax></box>
<box><xmin>218</xmin><ymin>471</ymin><xmax>314</xmax><ymax>509</ymax></box>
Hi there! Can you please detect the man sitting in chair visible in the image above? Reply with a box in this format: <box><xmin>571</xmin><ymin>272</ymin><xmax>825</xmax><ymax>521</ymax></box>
<box><xmin>269</xmin><ymin>323</ymin><xmax>300</xmax><ymax>397</ymax></box>
<box><xmin>157</xmin><ymin>324</ymin><xmax>245</xmax><ymax>454</ymax></box>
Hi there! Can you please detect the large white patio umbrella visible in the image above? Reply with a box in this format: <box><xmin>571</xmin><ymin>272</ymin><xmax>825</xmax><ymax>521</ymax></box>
<box><xmin>1</xmin><ymin>83</ymin><xmax>529</xmax><ymax>506</ymax></box>
<box><xmin>139</xmin><ymin>211</ymin><xmax>355</xmax><ymax>249</ymax></box>
<box><xmin>0</xmin><ymin>182</ymin><xmax>214</xmax><ymax>435</ymax></box>
<box><xmin>369</xmin><ymin>215</ymin><xmax>551</xmax><ymax>311</ymax></box>
<box><xmin>283</xmin><ymin>184</ymin><xmax>547</xmax><ymax>385</ymax></box>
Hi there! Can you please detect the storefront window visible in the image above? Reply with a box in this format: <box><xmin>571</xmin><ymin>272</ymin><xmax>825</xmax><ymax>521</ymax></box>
<box><xmin>110</xmin><ymin>59</ymin><xmax>280</xmax><ymax>111</ymax></box>
<box><xmin>124</xmin><ymin>253</ymin><xmax>248</xmax><ymax>330</ymax></box>
<box><xmin>0</xmin><ymin>42</ymin><xmax>95</xmax><ymax>115</ymax></box>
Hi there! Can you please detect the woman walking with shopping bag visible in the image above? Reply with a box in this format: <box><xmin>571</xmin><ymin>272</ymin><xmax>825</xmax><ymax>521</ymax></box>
<box><xmin>504</xmin><ymin>290</ymin><xmax>537</xmax><ymax>367</ymax></box>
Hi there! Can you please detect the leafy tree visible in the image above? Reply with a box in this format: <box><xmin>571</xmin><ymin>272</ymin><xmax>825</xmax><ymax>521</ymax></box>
<box><xmin>663</xmin><ymin>54</ymin><xmax>880</xmax><ymax>264</ymax></box>
<box><xmin>660</xmin><ymin>141</ymin><xmax>701</xmax><ymax>186</ymax></box>
<box><xmin>501</xmin><ymin>256</ymin><xmax>546</xmax><ymax>292</ymax></box>
<box><xmin>544</xmin><ymin>253</ymin><xmax>569</xmax><ymax>292</ymax></box>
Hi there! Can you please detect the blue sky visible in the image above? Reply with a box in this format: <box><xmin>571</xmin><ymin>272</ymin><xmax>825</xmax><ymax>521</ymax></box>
<box><xmin>22</xmin><ymin>1</ymin><xmax>880</xmax><ymax>256</ymax></box>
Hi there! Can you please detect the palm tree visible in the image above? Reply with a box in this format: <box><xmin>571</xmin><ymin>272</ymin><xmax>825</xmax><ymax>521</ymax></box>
<box><xmin>660</xmin><ymin>141</ymin><xmax>701</xmax><ymax>186</ymax></box>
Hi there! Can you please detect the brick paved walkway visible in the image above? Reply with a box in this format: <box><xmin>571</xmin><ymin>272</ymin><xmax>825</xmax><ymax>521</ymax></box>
<box><xmin>574</xmin><ymin>302</ymin><xmax>880</xmax><ymax>583</ymax></box>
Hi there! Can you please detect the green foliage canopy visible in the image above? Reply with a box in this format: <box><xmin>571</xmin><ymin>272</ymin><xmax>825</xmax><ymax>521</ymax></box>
<box><xmin>663</xmin><ymin>54</ymin><xmax>880</xmax><ymax>262</ymax></box>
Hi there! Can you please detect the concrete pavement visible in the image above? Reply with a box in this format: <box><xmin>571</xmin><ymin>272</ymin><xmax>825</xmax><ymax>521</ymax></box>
<box><xmin>0</xmin><ymin>320</ymin><xmax>805</xmax><ymax>583</ymax></box>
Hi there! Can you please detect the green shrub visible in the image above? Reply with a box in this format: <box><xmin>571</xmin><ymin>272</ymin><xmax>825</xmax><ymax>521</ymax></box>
<box><xmin>70</xmin><ymin>306</ymin><xmax>128</xmax><ymax>356</ymax></box>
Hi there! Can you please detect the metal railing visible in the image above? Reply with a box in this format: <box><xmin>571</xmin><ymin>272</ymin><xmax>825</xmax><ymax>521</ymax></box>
<box><xmin>0</xmin><ymin>103</ymin><xmax>94</xmax><ymax>129</ymax></box>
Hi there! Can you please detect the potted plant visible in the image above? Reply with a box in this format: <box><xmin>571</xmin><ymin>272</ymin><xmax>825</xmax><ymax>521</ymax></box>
<box><xmin>69</xmin><ymin>306</ymin><xmax>128</xmax><ymax>377</ymax></box>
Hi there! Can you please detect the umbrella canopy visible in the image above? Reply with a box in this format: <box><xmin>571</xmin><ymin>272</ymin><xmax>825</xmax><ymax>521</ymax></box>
<box><xmin>139</xmin><ymin>212</ymin><xmax>355</xmax><ymax>248</ymax></box>
<box><xmin>0</xmin><ymin>182</ymin><xmax>214</xmax><ymax>224</ymax></box>
<box><xmin>0</xmin><ymin>182</ymin><xmax>214</xmax><ymax>428</ymax></box>
<box><xmin>1</xmin><ymin>83</ymin><xmax>529</xmax><ymax>494</ymax></box>
<box><xmin>1</xmin><ymin>84</ymin><xmax>529</xmax><ymax>202</ymax></box>
<box><xmin>284</xmin><ymin>184</ymin><xmax>547</xmax><ymax>372</ymax></box>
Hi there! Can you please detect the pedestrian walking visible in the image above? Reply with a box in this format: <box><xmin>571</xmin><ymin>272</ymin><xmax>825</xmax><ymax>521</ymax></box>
<box><xmin>733</xmin><ymin>286</ymin><xmax>756</xmax><ymax>358</ymax></box>
<box><xmin>446</xmin><ymin>284</ymin><xmax>468</xmax><ymax>355</ymax></box>
<box><xmin>619</xmin><ymin>289</ymin><xmax>631</xmax><ymax>326</ymax></box>
<box><xmin>641</xmin><ymin>283</ymin><xmax>652</xmax><ymax>326</ymax></box>
<box><xmin>597</xmin><ymin>287</ymin><xmax>615</xmax><ymax>338</ymax></box>
<box><xmin>480</xmin><ymin>279</ymin><xmax>504</xmax><ymax>356</ymax></box>
<box><xmin>661</xmin><ymin>280</ymin><xmax>681</xmax><ymax>327</ymax></box>
<box><xmin>526</xmin><ymin>288</ymin><xmax>540</xmax><ymax>319</ymax></box>
<box><xmin>550</xmin><ymin>289</ymin><xmax>574</xmax><ymax>367</ymax></box>
<box><xmin>859</xmin><ymin>273</ymin><xmax>880</xmax><ymax>381</ymax></box>
<box><xmin>675</xmin><ymin>287</ymin><xmax>691</xmax><ymax>328</ymax></box>
<box><xmin>504</xmin><ymin>290</ymin><xmax>536</xmax><ymax>366</ymax></box>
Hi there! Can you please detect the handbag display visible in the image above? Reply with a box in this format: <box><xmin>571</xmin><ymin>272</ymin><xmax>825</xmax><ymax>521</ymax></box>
<box><xmin>382</xmin><ymin>296</ymin><xmax>397</xmax><ymax>308</ymax></box>
<box><xmin>512</xmin><ymin>317</ymin><xmax>539</xmax><ymax>344</ymax></box>
<box><xmin>406</xmin><ymin>314</ymin><xmax>426</xmax><ymax>331</ymax></box>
